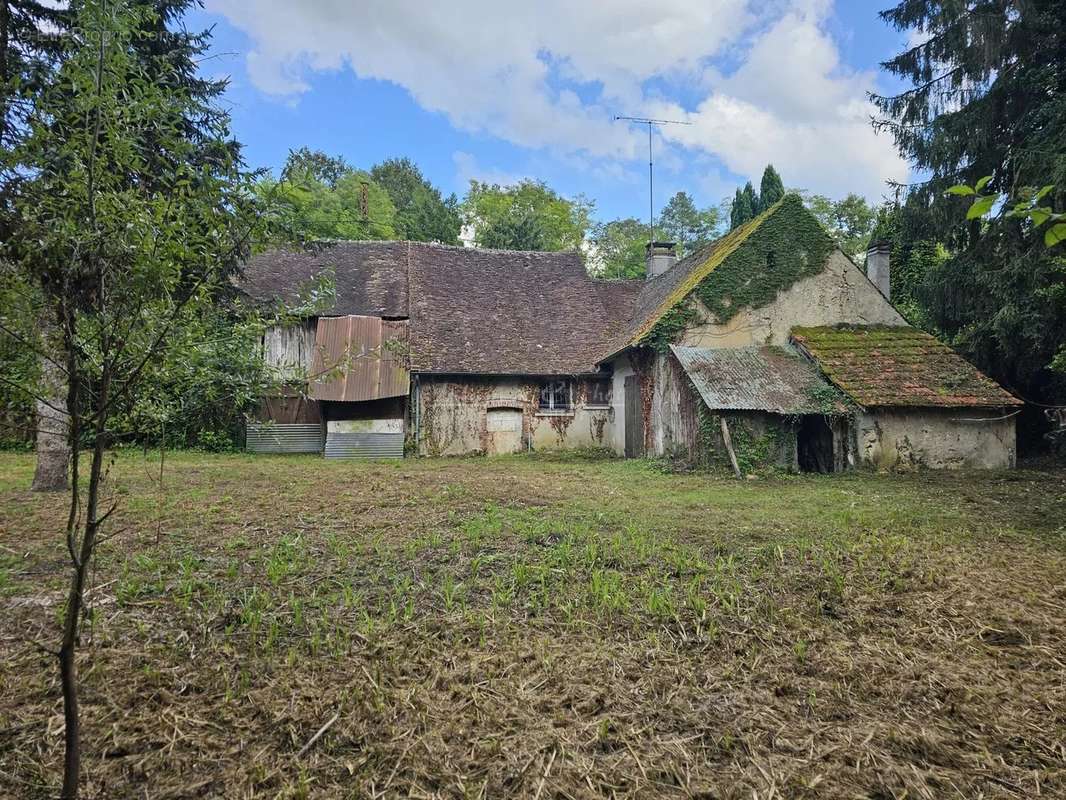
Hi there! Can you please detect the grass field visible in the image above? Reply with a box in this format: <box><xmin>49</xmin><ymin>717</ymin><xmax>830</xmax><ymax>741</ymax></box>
<box><xmin>0</xmin><ymin>451</ymin><xmax>1064</xmax><ymax>799</ymax></box>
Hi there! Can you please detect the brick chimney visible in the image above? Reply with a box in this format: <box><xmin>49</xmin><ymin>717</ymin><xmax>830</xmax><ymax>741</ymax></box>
<box><xmin>645</xmin><ymin>241</ymin><xmax>677</xmax><ymax>279</ymax></box>
<box><xmin>865</xmin><ymin>239</ymin><xmax>891</xmax><ymax>299</ymax></box>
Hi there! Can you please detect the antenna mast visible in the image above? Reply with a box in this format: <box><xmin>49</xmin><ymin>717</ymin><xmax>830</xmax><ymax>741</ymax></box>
<box><xmin>614</xmin><ymin>115</ymin><xmax>692</xmax><ymax>242</ymax></box>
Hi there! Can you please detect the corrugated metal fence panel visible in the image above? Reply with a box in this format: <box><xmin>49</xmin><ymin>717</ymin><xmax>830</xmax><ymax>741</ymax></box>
<box><xmin>324</xmin><ymin>432</ymin><xmax>404</xmax><ymax>459</ymax></box>
<box><xmin>310</xmin><ymin>315</ymin><xmax>410</xmax><ymax>403</ymax></box>
<box><xmin>246</xmin><ymin>423</ymin><xmax>324</xmax><ymax>454</ymax></box>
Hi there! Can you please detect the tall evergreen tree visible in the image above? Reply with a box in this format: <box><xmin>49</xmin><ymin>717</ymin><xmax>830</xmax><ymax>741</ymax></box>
<box><xmin>730</xmin><ymin>182</ymin><xmax>758</xmax><ymax>230</ymax></box>
<box><xmin>0</xmin><ymin>2</ymin><xmax>72</xmax><ymax>489</ymax></box>
<box><xmin>742</xmin><ymin>182</ymin><xmax>758</xmax><ymax>220</ymax></box>
<box><xmin>0</xmin><ymin>1</ymin><xmax>71</xmax><ymax>178</ymax></box>
<box><xmin>3</xmin><ymin>2</ymin><xmax>258</xmax><ymax>794</ymax></box>
<box><xmin>872</xmin><ymin>0</ymin><xmax>1066</xmax><ymax>415</ymax></box>
<box><xmin>759</xmin><ymin>164</ymin><xmax>785</xmax><ymax>211</ymax></box>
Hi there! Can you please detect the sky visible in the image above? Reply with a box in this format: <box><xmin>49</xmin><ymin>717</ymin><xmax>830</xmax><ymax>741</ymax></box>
<box><xmin>190</xmin><ymin>0</ymin><xmax>914</xmax><ymax>224</ymax></box>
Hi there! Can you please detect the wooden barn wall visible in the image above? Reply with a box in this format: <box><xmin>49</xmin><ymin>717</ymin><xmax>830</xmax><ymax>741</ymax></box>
<box><xmin>649</xmin><ymin>351</ymin><xmax>701</xmax><ymax>459</ymax></box>
<box><xmin>261</xmin><ymin>322</ymin><xmax>317</xmax><ymax>382</ymax></box>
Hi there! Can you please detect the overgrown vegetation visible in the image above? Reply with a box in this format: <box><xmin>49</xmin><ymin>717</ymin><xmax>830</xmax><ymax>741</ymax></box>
<box><xmin>871</xmin><ymin>0</ymin><xmax>1066</xmax><ymax>431</ymax></box>
<box><xmin>696</xmin><ymin>196</ymin><xmax>835</xmax><ymax>323</ymax></box>
<box><xmin>638</xmin><ymin>195</ymin><xmax>836</xmax><ymax>352</ymax></box>
<box><xmin>1</xmin><ymin>452</ymin><xmax>1063</xmax><ymax>798</ymax></box>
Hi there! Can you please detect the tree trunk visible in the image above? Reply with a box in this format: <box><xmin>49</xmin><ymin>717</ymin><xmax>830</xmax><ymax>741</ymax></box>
<box><xmin>32</xmin><ymin>325</ymin><xmax>69</xmax><ymax>492</ymax></box>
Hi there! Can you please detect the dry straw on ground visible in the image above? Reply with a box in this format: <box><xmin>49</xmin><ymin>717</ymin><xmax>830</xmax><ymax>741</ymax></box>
<box><xmin>1</xmin><ymin>452</ymin><xmax>1064</xmax><ymax>798</ymax></box>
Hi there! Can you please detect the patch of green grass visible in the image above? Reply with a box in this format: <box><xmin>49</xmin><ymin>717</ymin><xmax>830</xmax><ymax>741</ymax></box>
<box><xmin>1</xmin><ymin>451</ymin><xmax>1064</xmax><ymax>799</ymax></box>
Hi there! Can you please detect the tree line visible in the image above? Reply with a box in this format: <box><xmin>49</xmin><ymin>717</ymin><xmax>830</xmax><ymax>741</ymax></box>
<box><xmin>259</xmin><ymin>149</ymin><xmax>887</xmax><ymax>279</ymax></box>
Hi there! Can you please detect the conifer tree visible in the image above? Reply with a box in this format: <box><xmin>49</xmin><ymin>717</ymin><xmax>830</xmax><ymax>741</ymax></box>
<box><xmin>759</xmin><ymin>164</ymin><xmax>785</xmax><ymax>211</ymax></box>
<box><xmin>872</xmin><ymin>0</ymin><xmax>1066</xmax><ymax>411</ymax></box>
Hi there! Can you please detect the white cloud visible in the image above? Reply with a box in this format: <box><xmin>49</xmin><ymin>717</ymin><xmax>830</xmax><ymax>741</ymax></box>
<box><xmin>452</xmin><ymin>151</ymin><xmax>528</xmax><ymax>189</ymax></box>
<box><xmin>207</xmin><ymin>0</ymin><xmax>907</xmax><ymax>200</ymax></box>
<box><xmin>650</xmin><ymin>5</ymin><xmax>908</xmax><ymax>198</ymax></box>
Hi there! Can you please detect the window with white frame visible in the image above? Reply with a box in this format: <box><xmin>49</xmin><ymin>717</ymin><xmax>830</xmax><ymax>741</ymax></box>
<box><xmin>538</xmin><ymin>379</ymin><xmax>572</xmax><ymax>412</ymax></box>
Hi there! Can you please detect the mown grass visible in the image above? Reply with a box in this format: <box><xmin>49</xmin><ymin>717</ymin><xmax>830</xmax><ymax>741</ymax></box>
<box><xmin>0</xmin><ymin>451</ymin><xmax>1064</xmax><ymax>799</ymax></box>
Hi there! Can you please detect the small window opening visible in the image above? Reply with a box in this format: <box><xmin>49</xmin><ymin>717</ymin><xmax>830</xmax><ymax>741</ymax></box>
<box><xmin>539</xmin><ymin>379</ymin><xmax>573</xmax><ymax>412</ymax></box>
<box><xmin>587</xmin><ymin>379</ymin><xmax>611</xmax><ymax>407</ymax></box>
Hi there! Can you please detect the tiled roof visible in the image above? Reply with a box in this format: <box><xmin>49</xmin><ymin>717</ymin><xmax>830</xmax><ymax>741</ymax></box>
<box><xmin>671</xmin><ymin>345</ymin><xmax>848</xmax><ymax>415</ymax></box>
<box><xmin>790</xmin><ymin>325</ymin><xmax>1022</xmax><ymax>408</ymax></box>
<box><xmin>601</xmin><ymin>198</ymin><xmax>788</xmax><ymax>359</ymax></box>
<box><xmin>241</xmin><ymin>240</ymin><xmax>643</xmax><ymax>376</ymax></box>
<box><xmin>240</xmin><ymin>241</ymin><xmax>411</xmax><ymax>317</ymax></box>
<box><xmin>407</xmin><ymin>243</ymin><xmax>642</xmax><ymax>374</ymax></box>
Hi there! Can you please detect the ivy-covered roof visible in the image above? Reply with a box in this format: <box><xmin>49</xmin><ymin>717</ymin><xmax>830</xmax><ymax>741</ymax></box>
<box><xmin>672</xmin><ymin>345</ymin><xmax>848</xmax><ymax>415</ymax></box>
<box><xmin>790</xmin><ymin>325</ymin><xmax>1022</xmax><ymax>409</ymax></box>
<box><xmin>600</xmin><ymin>194</ymin><xmax>835</xmax><ymax>358</ymax></box>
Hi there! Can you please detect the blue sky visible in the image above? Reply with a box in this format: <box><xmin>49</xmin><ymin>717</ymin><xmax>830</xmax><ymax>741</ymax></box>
<box><xmin>191</xmin><ymin>1</ymin><xmax>913</xmax><ymax>224</ymax></box>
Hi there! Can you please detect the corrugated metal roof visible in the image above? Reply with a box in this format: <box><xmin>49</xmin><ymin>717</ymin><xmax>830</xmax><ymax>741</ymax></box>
<box><xmin>310</xmin><ymin>316</ymin><xmax>410</xmax><ymax>402</ymax></box>
<box><xmin>670</xmin><ymin>345</ymin><xmax>846</xmax><ymax>415</ymax></box>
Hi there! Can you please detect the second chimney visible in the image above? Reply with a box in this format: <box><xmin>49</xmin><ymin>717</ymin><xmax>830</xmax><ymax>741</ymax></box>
<box><xmin>865</xmin><ymin>239</ymin><xmax>891</xmax><ymax>299</ymax></box>
<box><xmin>645</xmin><ymin>241</ymin><xmax>677</xmax><ymax>279</ymax></box>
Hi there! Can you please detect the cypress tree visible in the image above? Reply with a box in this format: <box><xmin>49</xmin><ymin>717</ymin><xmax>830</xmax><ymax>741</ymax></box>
<box><xmin>759</xmin><ymin>164</ymin><xmax>785</xmax><ymax>211</ymax></box>
<box><xmin>730</xmin><ymin>182</ymin><xmax>759</xmax><ymax>229</ymax></box>
<box><xmin>742</xmin><ymin>182</ymin><xmax>758</xmax><ymax>219</ymax></box>
<box><xmin>729</xmin><ymin>187</ymin><xmax>747</xmax><ymax>230</ymax></box>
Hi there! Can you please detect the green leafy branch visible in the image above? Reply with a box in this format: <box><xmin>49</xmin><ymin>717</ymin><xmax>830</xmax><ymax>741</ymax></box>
<box><xmin>947</xmin><ymin>178</ymin><xmax>1066</xmax><ymax>247</ymax></box>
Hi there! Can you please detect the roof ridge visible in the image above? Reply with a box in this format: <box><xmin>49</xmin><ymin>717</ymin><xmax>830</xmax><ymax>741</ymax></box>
<box><xmin>623</xmin><ymin>195</ymin><xmax>794</xmax><ymax>348</ymax></box>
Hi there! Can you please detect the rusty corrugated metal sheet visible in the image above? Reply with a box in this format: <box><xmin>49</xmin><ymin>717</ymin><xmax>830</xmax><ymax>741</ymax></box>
<box><xmin>310</xmin><ymin>316</ymin><xmax>410</xmax><ymax>402</ymax></box>
<box><xmin>670</xmin><ymin>345</ymin><xmax>846</xmax><ymax>415</ymax></box>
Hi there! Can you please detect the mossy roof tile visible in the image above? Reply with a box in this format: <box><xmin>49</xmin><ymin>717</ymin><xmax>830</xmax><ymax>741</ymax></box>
<box><xmin>790</xmin><ymin>325</ymin><xmax>1022</xmax><ymax>409</ymax></box>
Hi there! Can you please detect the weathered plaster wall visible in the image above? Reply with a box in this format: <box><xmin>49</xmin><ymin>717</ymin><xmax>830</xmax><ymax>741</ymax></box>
<box><xmin>607</xmin><ymin>354</ymin><xmax>634</xmax><ymax>455</ymax></box>
<box><xmin>856</xmin><ymin>408</ymin><xmax>1016</xmax><ymax>470</ymax></box>
<box><xmin>679</xmin><ymin>251</ymin><xmax>906</xmax><ymax>348</ymax></box>
<box><xmin>416</xmin><ymin>376</ymin><xmax>615</xmax><ymax>456</ymax></box>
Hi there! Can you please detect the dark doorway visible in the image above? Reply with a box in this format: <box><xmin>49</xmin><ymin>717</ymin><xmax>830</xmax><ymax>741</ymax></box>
<box><xmin>624</xmin><ymin>375</ymin><xmax>644</xmax><ymax>458</ymax></box>
<box><xmin>797</xmin><ymin>415</ymin><xmax>834</xmax><ymax>473</ymax></box>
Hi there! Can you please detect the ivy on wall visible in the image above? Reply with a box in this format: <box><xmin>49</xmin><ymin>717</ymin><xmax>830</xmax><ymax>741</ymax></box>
<box><xmin>638</xmin><ymin>195</ymin><xmax>835</xmax><ymax>350</ymax></box>
<box><xmin>694</xmin><ymin>195</ymin><xmax>834</xmax><ymax>323</ymax></box>
<box><xmin>644</xmin><ymin>305</ymin><xmax>699</xmax><ymax>353</ymax></box>
<box><xmin>695</xmin><ymin>405</ymin><xmax>793</xmax><ymax>475</ymax></box>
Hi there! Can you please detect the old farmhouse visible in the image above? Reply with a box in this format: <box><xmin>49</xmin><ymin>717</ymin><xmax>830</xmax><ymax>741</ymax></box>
<box><xmin>240</xmin><ymin>195</ymin><xmax>1021</xmax><ymax>471</ymax></box>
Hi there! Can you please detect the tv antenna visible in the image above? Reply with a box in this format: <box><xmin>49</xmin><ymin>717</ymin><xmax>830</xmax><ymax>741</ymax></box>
<box><xmin>615</xmin><ymin>115</ymin><xmax>692</xmax><ymax>242</ymax></box>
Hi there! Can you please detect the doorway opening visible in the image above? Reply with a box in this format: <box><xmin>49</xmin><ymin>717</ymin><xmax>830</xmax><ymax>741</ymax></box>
<box><xmin>797</xmin><ymin>415</ymin><xmax>834</xmax><ymax>473</ymax></box>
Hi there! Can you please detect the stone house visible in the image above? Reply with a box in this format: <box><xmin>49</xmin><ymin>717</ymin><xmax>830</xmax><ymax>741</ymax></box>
<box><xmin>240</xmin><ymin>194</ymin><xmax>1021</xmax><ymax>470</ymax></box>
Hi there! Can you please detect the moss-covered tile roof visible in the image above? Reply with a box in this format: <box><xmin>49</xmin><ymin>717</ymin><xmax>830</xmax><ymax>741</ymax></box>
<box><xmin>598</xmin><ymin>194</ymin><xmax>835</xmax><ymax>360</ymax></box>
<box><xmin>790</xmin><ymin>325</ymin><xmax>1022</xmax><ymax>409</ymax></box>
